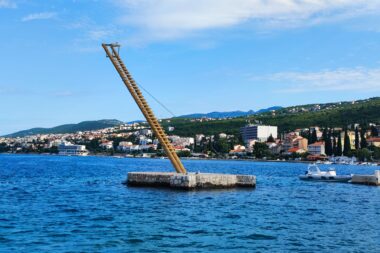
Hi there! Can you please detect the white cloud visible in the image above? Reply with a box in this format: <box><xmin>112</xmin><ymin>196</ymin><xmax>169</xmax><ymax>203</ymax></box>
<box><xmin>21</xmin><ymin>12</ymin><xmax>57</xmax><ymax>22</ymax></box>
<box><xmin>67</xmin><ymin>25</ymin><xmax>121</xmax><ymax>53</ymax></box>
<box><xmin>0</xmin><ymin>0</ymin><xmax>16</xmax><ymax>8</ymax></box>
<box><xmin>253</xmin><ymin>67</ymin><xmax>380</xmax><ymax>93</ymax></box>
<box><xmin>113</xmin><ymin>0</ymin><xmax>380</xmax><ymax>41</ymax></box>
<box><xmin>87</xmin><ymin>29</ymin><xmax>115</xmax><ymax>41</ymax></box>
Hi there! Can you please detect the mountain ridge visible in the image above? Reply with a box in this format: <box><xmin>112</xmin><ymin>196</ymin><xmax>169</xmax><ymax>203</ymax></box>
<box><xmin>4</xmin><ymin>97</ymin><xmax>379</xmax><ymax>138</ymax></box>
<box><xmin>4</xmin><ymin>119</ymin><xmax>124</xmax><ymax>138</ymax></box>
<box><xmin>177</xmin><ymin>106</ymin><xmax>282</xmax><ymax>119</ymax></box>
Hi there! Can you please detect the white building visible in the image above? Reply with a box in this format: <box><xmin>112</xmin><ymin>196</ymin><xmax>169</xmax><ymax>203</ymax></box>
<box><xmin>118</xmin><ymin>144</ymin><xmax>156</xmax><ymax>152</ymax></box>
<box><xmin>241</xmin><ymin>125</ymin><xmax>278</xmax><ymax>143</ymax></box>
<box><xmin>140</xmin><ymin>129</ymin><xmax>152</xmax><ymax>136</ymax></box>
<box><xmin>219</xmin><ymin>133</ymin><xmax>227</xmax><ymax>139</ymax></box>
<box><xmin>139</xmin><ymin>138</ymin><xmax>152</xmax><ymax>145</ymax></box>
<box><xmin>195</xmin><ymin>134</ymin><xmax>205</xmax><ymax>144</ymax></box>
<box><xmin>168</xmin><ymin>135</ymin><xmax>194</xmax><ymax>147</ymax></box>
<box><xmin>58</xmin><ymin>142</ymin><xmax>88</xmax><ymax>156</ymax></box>
<box><xmin>100</xmin><ymin>141</ymin><xmax>113</xmax><ymax>150</ymax></box>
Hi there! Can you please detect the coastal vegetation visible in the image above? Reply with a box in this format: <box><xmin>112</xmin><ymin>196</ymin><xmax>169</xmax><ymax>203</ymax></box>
<box><xmin>163</xmin><ymin>97</ymin><xmax>380</xmax><ymax>136</ymax></box>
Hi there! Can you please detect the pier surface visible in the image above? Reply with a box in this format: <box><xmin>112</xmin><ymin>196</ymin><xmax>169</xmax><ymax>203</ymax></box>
<box><xmin>351</xmin><ymin>170</ymin><xmax>380</xmax><ymax>186</ymax></box>
<box><xmin>126</xmin><ymin>172</ymin><xmax>256</xmax><ymax>189</ymax></box>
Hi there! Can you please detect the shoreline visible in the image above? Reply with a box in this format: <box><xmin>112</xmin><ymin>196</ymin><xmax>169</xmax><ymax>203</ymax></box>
<box><xmin>2</xmin><ymin>152</ymin><xmax>378</xmax><ymax>165</ymax></box>
<box><xmin>0</xmin><ymin>151</ymin><xmax>308</xmax><ymax>163</ymax></box>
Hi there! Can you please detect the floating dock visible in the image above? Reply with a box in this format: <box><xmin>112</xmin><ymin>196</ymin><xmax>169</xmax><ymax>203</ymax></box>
<box><xmin>125</xmin><ymin>172</ymin><xmax>256</xmax><ymax>190</ymax></box>
<box><xmin>351</xmin><ymin>170</ymin><xmax>380</xmax><ymax>186</ymax></box>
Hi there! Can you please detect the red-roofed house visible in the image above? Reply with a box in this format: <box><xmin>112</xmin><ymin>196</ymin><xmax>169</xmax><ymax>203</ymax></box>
<box><xmin>282</xmin><ymin>135</ymin><xmax>308</xmax><ymax>152</ymax></box>
<box><xmin>367</xmin><ymin>137</ymin><xmax>380</xmax><ymax>147</ymax></box>
<box><xmin>287</xmin><ymin>147</ymin><xmax>306</xmax><ymax>154</ymax></box>
<box><xmin>229</xmin><ymin>145</ymin><xmax>246</xmax><ymax>156</ymax></box>
<box><xmin>308</xmin><ymin>141</ymin><xmax>325</xmax><ymax>155</ymax></box>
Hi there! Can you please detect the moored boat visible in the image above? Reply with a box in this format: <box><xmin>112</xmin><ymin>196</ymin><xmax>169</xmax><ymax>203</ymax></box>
<box><xmin>299</xmin><ymin>164</ymin><xmax>351</xmax><ymax>182</ymax></box>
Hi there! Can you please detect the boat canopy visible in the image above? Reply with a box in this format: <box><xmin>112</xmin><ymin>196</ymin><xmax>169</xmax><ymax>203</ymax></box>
<box><xmin>308</xmin><ymin>164</ymin><xmax>321</xmax><ymax>174</ymax></box>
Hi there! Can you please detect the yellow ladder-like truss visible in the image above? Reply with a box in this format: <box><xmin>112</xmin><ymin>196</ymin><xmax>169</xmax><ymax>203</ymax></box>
<box><xmin>102</xmin><ymin>43</ymin><xmax>187</xmax><ymax>174</ymax></box>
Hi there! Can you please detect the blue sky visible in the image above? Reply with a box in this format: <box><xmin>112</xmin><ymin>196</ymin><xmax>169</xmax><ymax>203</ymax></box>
<box><xmin>1</xmin><ymin>0</ymin><xmax>380</xmax><ymax>135</ymax></box>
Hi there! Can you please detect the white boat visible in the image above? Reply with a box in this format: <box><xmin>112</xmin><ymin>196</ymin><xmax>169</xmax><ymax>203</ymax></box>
<box><xmin>299</xmin><ymin>164</ymin><xmax>352</xmax><ymax>182</ymax></box>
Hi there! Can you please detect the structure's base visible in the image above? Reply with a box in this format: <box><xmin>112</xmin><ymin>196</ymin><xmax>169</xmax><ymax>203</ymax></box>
<box><xmin>351</xmin><ymin>170</ymin><xmax>380</xmax><ymax>186</ymax></box>
<box><xmin>125</xmin><ymin>172</ymin><xmax>256</xmax><ymax>189</ymax></box>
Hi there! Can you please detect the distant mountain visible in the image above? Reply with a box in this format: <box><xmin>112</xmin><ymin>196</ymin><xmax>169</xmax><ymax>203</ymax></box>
<box><xmin>178</xmin><ymin>106</ymin><xmax>282</xmax><ymax>119</ymax></box>
<box><xmin>4</xmin><ymin>119</ymin><xmax>124</xmax><ymax>138</ymax></box>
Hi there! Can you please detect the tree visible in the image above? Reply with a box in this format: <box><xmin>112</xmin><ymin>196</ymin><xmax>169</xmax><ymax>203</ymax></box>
<box><xmin>343</xmin><ymin>129</ymin><xmax>351</xmax><ymax>156</ymax></box>
<box><xmin>253</xmin><ymin>142</ymin><xmax>270</xmax><ymax>159</ymax></box>
<box><xmin>199</xmin><ymin>137</ymin><xmax>210</xmax><ymax>153</ymax></box>
<box><xmin>360</xmin><ymin>129</ymin><xmax>367</xmax><ymax>149</ymax></box>
<box><xmin>355</xmin><ymin>127</ymin><xmax>360</xmax><ymax>149</ymax></box>
<box><xmin>229</xmin><ymin>135</ymin><xmax>241</xmax><ymax>150</ymax></box>
<box><xmin>177</xmin><ymin>150</ymin><xmax>191</xmax><ymax>157</ymax></box>
<box><xmin>311</xmin><ymin>130</ymin><xmax>318</xmax><ymax>144</ymax></box>
<box><xmin>49</xmin><ymin>146</ymin><xmax>58</xmax><ymax>154</ymax></box>
<box><xmin>0</xmin><ymin>142</ymin><xmax>10</xmax><ymax>153</ymax></box>
<box><xmin>322</xmin><ymin>128</ymin><xmax>328</xmax><ymax>141</ymax></box>
<box><xmin>300</xmin><ymin>131</ymin><xmax>308</xmax><ymax>139</ymax></box>
<box><xmin>267</xmin><ymin>134</ymin><xmax>275</xmax><ymax>143</ymax></box>
<box><xmin>370</xmin><ymin>125</ymin><xmax>379</xmax><ymax>137</ymax></box>
<box><xmin>333</xmin><ymin>136</ymin><xmax>338</xmax><ymax>156</ymax></box>
<box><xmin>372</xmin><ymin>147</ymin><xmax>380</xmax><ymax>160</ymax></box>
<box><xmin>356</xmin><ymin>148</ymin><xmax>371</xmax><ymax>162</ymax></box>
<box><xmin>325</xmin><ymin>129</ymin><xmax>333</xmax><ymax>156</ymax></box>
<box><xmin>214</xmin><ymin>137</ymin><xmax>230</xmax><ymax>154</ymax></box>
<box><xmin>308</xmin><ymin>129</ymin><xmax>312</xmax><ymax>144</ymax></box>
<box><xmin>337</xmin><ymin>132</ymin><xmax>343</xmax><ymax>156</ymax></box>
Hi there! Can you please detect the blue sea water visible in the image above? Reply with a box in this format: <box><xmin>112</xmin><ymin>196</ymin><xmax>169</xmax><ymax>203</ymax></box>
<box><xmin>0</xmin><ymin>154</ymin><xmax>379</xmax><ymax>252</ymax></box>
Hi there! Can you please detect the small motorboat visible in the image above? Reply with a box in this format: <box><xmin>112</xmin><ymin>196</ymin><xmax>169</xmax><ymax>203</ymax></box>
<box><xmin>299</xmin><ymin>164</ymin><xmax>352</xmax><ymax>182</ymax></box>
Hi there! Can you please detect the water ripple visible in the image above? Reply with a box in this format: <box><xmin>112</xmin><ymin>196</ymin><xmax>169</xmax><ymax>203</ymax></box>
<box><xmin>1</xmin><ymin>154</ymin><xmax>379</xmax><ymax>252</ymax></box>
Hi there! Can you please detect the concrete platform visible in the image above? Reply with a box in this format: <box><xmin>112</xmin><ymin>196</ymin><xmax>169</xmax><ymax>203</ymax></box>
<box><xmin>125</xmin><ymin>172</ymin><xmax>256</xmax><ymax>189</ymax></box>
<box><xmin>351</xmin><ymin>170</ymin><xmax>380</xmax><ymax>186</ymax></box>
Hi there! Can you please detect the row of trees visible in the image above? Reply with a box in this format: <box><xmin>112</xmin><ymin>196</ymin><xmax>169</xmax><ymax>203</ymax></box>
<box><xmin>305</xmin><ymin>126</ymin><xmax>376</xmax><ymax>156</ymax></box>
<box><xmin>193</xmin><ymin>134</ymin><xmax>242</xmax><ymax>155</ymax></box>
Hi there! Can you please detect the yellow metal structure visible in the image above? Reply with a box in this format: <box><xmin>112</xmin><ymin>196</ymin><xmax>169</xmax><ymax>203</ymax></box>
<box><xmin>102</xmin><ymin>43</ymin><xmax>187</xmax><ymax>174</ymax></box>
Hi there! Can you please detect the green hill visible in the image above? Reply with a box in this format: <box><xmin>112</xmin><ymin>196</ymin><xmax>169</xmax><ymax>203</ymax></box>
<box><xmin>4</xmin><ymin>97</ymin><xmax>379</xmax><ymax>138</ymax></box>
<box><xmin>4</xmin><ymin>119</ymin><xmax>124</xmax><ymax>138</ymax></box>
<box><xmin>162</xmin><ymin>97</ymin><xmax>380</xmax><ymax>136</ymax></box>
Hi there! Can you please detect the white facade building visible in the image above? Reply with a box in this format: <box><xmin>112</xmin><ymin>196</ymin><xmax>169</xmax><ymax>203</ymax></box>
<box><xmin>58</xmin><ymin>142</ymin><xmax>88</xmax><ymax>156</ymax></box>
<box><xmin>241</xmin><ymin>125</ymin><xmax>278</xmax><ymax>143</ymax></box>
<box><xmin>140</xmin><ymin>129</ymin><xmax>152</xmax><ymax>136</ymax></box>
<box><xmin>100</xmin><ymin>141</ymin><xmax>114</xmax><ymax>150</ymax></box>
<box><xmin>168</xmin><ymin>135</ymin><xmax>194</xmax><ymax>147</ymax></box>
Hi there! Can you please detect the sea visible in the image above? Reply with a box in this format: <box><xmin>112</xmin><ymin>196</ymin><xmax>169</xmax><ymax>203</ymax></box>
<box><xmin>0</xmin><ymin>154</ymin><xmax>379</xmax><ymax>252</ymax></box>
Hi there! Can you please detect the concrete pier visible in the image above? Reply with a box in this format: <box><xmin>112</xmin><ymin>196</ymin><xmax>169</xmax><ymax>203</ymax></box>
<box><xmin>126</xmin><ymin>172</ymin><xmax>256</xmax><ymax>189</ymax></box>
<box><xmin>351</xmin><ymin>170</ymin><xmax>380</xmax><ymax>186</ymax></box>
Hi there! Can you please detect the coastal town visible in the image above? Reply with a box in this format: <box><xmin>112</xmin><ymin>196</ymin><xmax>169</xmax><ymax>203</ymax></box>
<box><xmin>1</xmin><ymin>119</ymin><xmax>379</xmax><ymax>164</ymax></box>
